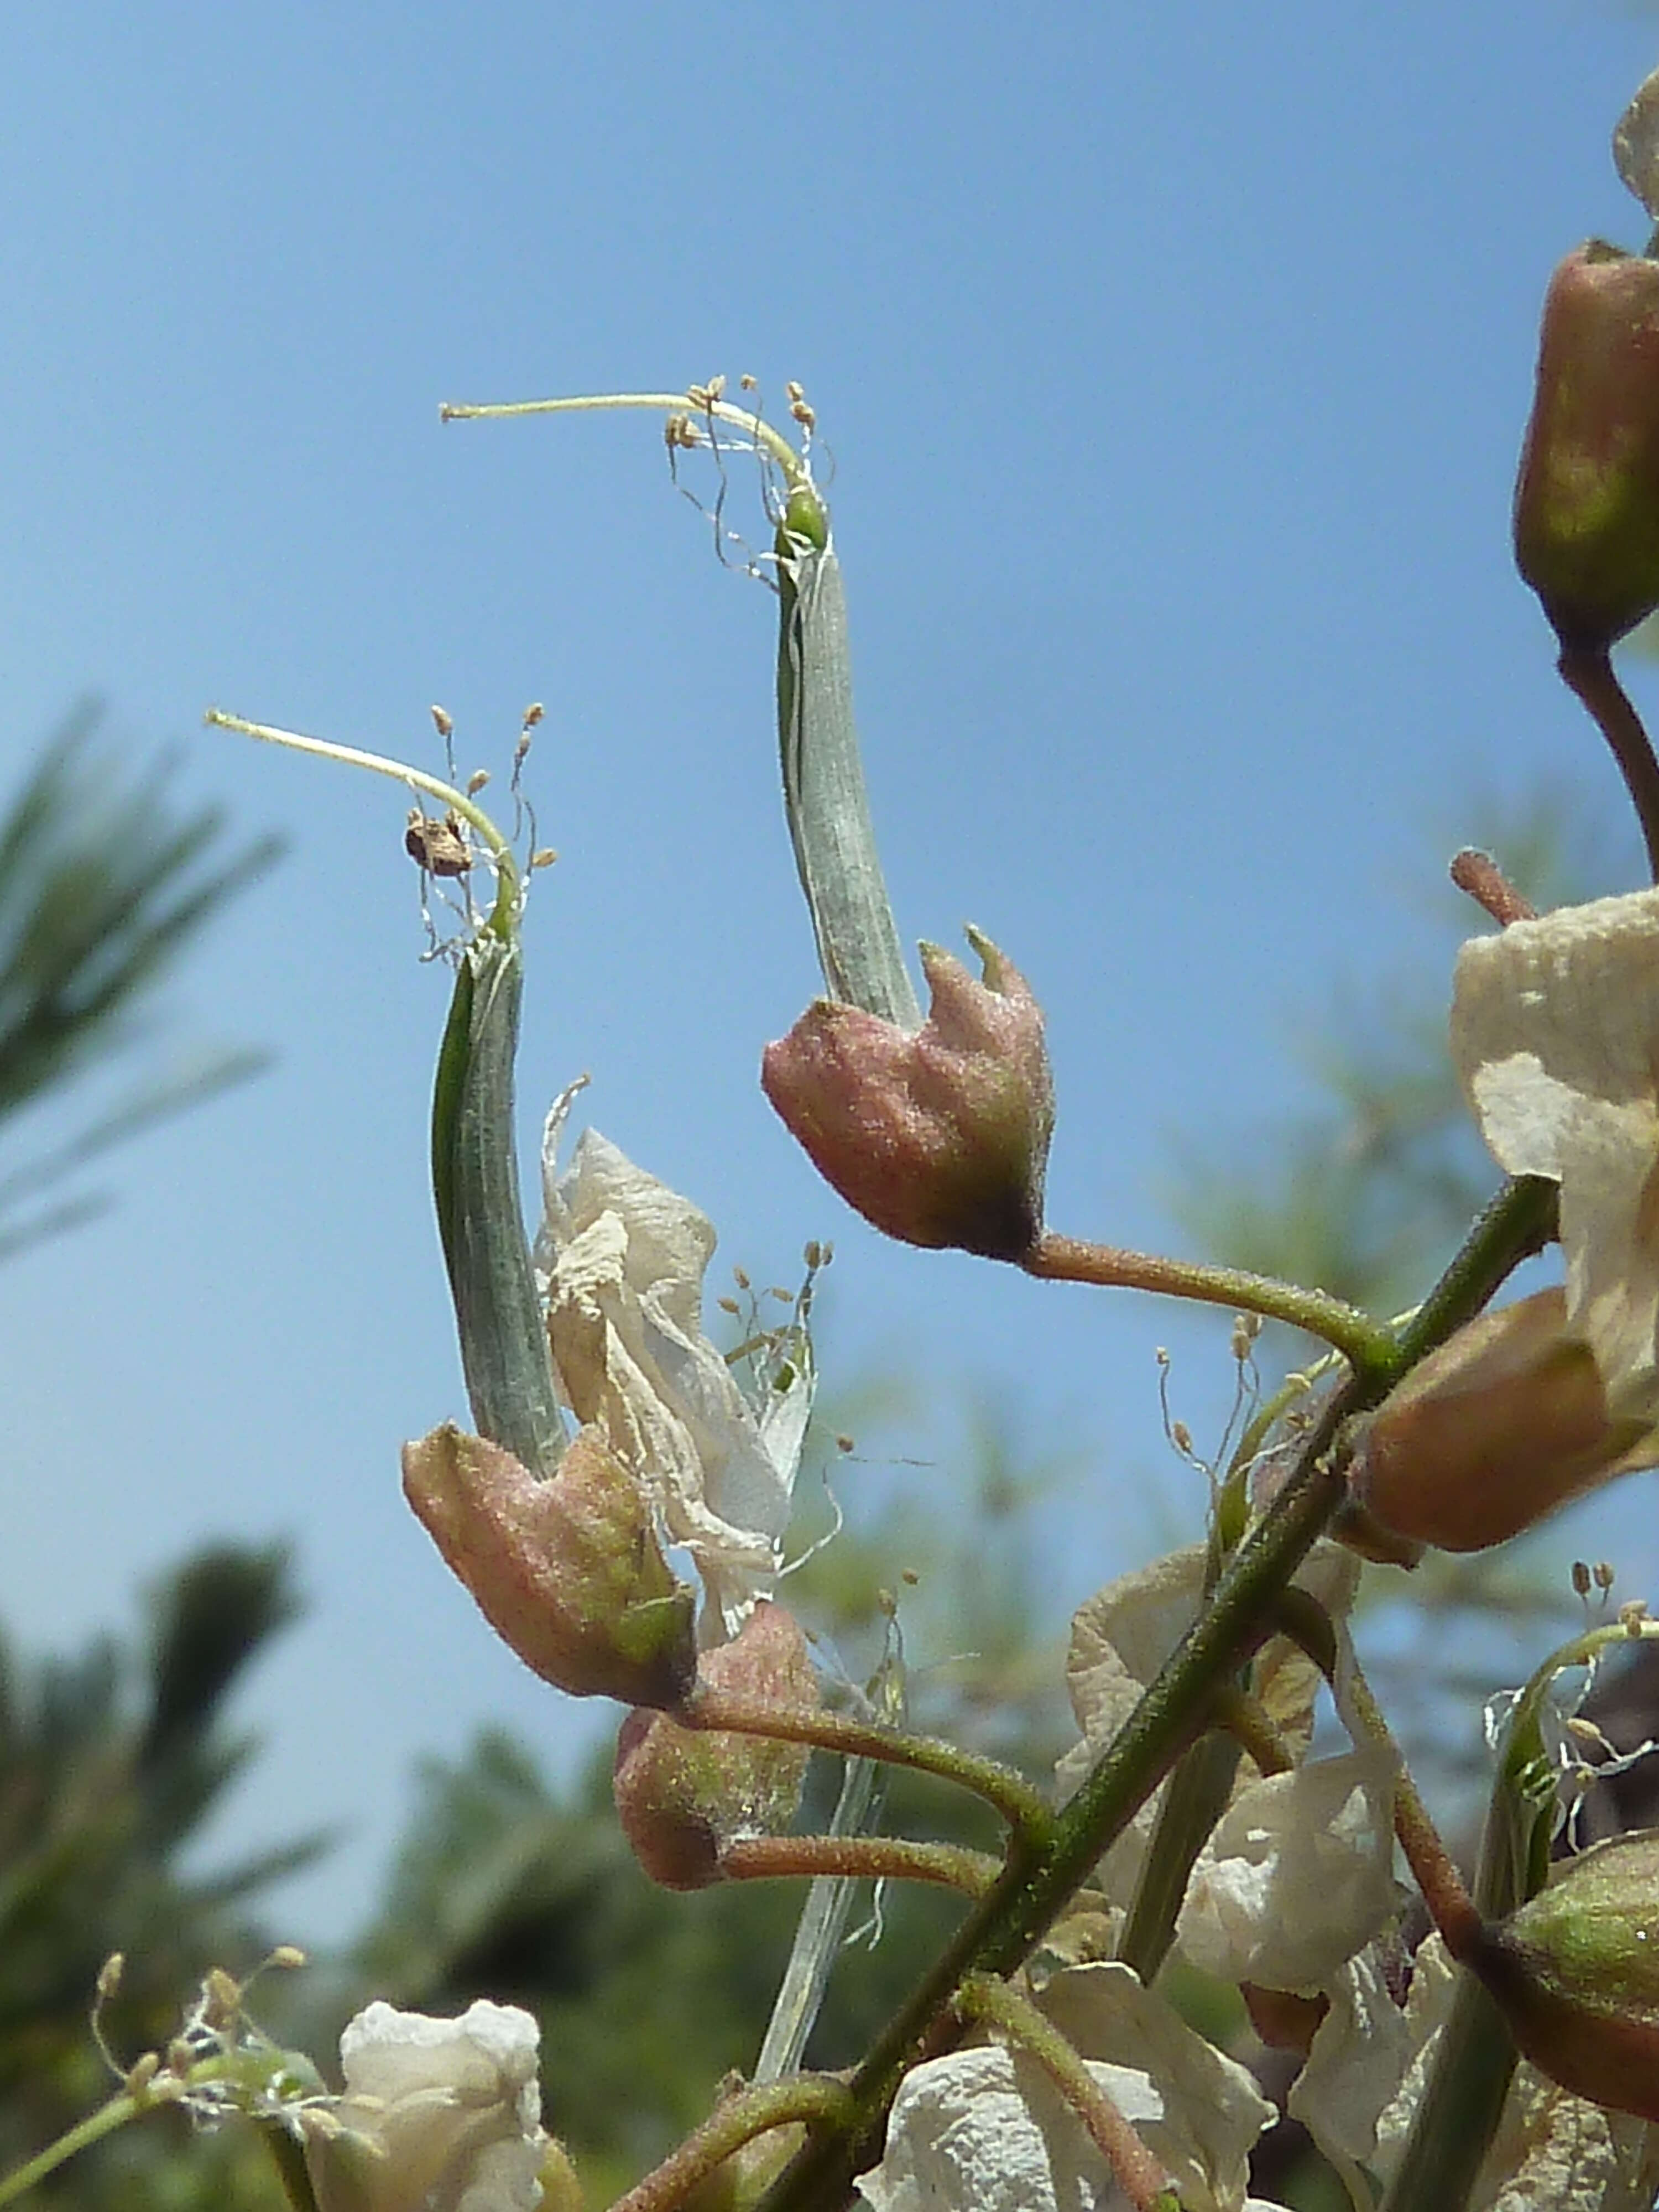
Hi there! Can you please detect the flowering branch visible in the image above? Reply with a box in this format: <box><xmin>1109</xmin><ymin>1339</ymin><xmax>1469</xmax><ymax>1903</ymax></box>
<box><xmin>751</xmin><ymin>1173</ymin><xmax>1557</xmax><ymax>2212</ymax></box>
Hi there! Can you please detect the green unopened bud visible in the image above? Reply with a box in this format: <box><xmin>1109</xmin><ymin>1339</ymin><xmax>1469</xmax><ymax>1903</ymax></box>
<box><xmin>403</xmin><ymin>1422</ymin><xmax>697</xmax><ymax>1708</ymax></box>
<box><xmin>1470</xmin><ymin>1829</ymin><xmax>1659</xmax><ymax>2120</ymax></box>
<box><xmin>761</xmin><ymin>928</ymin><xmax>1053</xmax><ymax>1261</ymax></box>
<box><xmin>1352</xmin><ymin>1288</ymin><xmax>1643</xmax><ymax>1552</ymax></box>
<box><xmin>613</xmin><ymin>1601</ymin><xmax>817</xmax><ymax>1890</ymax></box>
<box><xmin>1515</xmin><ymin>241</ymin><xmax>1659</xmax><ymax>651</ymax></box>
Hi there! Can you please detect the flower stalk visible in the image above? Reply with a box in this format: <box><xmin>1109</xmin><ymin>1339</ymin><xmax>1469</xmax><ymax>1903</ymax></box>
<box><xmin>954</xmin><ymin>1974</ymin><xmax>1180</xmax><ymax>2212</ymax></box>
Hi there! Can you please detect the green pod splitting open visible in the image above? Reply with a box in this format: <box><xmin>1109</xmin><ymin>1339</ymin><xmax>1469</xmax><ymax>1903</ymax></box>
<box><xmin>775</xmin><ymin>487</ymin><xmax>920</xmax><ymax>1031</ymax></box>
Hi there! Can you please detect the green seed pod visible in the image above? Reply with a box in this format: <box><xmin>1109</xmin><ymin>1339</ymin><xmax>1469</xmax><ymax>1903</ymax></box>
<box><xmin>774</xmin><ymin>488</ymin><xmax>920</xmax><ymax>1030</ymax></box>
<box><xmin>1515</xmin><ymin>241</ymin><xmax>1659</xmax><ymax>652</ymax></box>
<box><xmin>1470</xmin><ymin>1829</ymin><xmax>1659</xmax><ymax>2120</ymax></box>
<box><xmin>431</xmin><ymin>929</ymin><xmax>566</xmax><ymax>1474</ymax></box>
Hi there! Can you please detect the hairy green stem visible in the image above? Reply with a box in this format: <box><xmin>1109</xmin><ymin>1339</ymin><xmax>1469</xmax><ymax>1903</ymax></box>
<box><xmin>722</xmin><ymin>1833</ymin><xmax>999</xmax><ymax>1898</ymax></box>
<box><xmin>752</xmin><ymin>1175</ymin><xmax>1555</xmax><ymax>2212</ymax></box>
<box><xmin>685</xmin><ymin>1687</ymin><xmax>1052</xmax><ymax>1840</ymax></box>
<box><xmin>0</xmin><ymin>2095</ymin><xmax>139</xmax><ymax>2206</ymax></box>
<box><xmin>1024</xmin><ymin>1232</ymin><xmax>1395</xmax><ymax>1373</ymax></box>
<box><xmin>957</xmin><ymin>1974</ymin><xmax>1178</xmax><ymax>2212</ymax></box>
<box><xmin>608</xmin><ymin>2075</ymin><xmax>855</xmax><ymax>2212</ymax></box>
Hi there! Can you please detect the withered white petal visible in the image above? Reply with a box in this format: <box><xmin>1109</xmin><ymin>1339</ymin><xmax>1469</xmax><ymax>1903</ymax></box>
<box><xmin>305</xmin><ymin>1999</ymin><xmax>547</xmax><ymax>2212</ymax></box>
<box><xmin>1180</xmin><ymin>1752</ymin><xmax>1405</xmax><ymax>1993</ymax></box>
<box><xmin>535</xmin><ymin>1092</ymin><xmax>810</xmax><ymax>1636</ymax></box>
<box><xmin>853</xmin><ymin>1965</ymin><xmax>1280</xmax><ymax>2212</ymax></box>
<box><xmin>1451</xmin><ymin>890</ymin><xmax>1659</xmax><ymax>1435</ymax></box>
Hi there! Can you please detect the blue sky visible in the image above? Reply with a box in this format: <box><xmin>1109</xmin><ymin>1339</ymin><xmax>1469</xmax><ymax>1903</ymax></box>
<box><xmin>2</xmin><ymin>2</ymin><xmax>1657</xmax><ymax>1944</ymax></box>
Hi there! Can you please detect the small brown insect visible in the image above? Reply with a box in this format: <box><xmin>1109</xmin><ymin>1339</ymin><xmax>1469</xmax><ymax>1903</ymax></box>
<box><xmin>404</xmin><ymin>806</ymin><xmax>471</xmax><ymax>877</ymax></box>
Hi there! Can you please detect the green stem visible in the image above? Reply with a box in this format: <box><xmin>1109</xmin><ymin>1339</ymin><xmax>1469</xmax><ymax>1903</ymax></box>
<box><xmin>722</xmin><ymin>1834</ymin><xmax>999</xmax><ymax>1898</ymax></box>
<box><xmin>607</xmin><ymin>2075</ymin><xmax>855</xmax><ymax>2212</ymax></box>
<box><xmin>685</xmin><ymin>1687</ymin><xmax>1053</xmax><ymax>1840</ymax></box>
<box><xmin>439</xmin><ymin>389</ymin><xmax>812</xmax><ymax>492</ymax></box>
<box><xmin>0</xmin><ymin>2094</ymin><xmax>139</xmax><ymax>2207</ymax></box>
<box><xmin>1024</xmin><ymin>1232</ymin><xmax>1395</xmax><ymax>1373</ymax></box>
<box><xmin>1117</xmin><ymin>1728</ymin><xmax>1241</xmax><ymax>1985</ymax></box>
<box><xmin>752</xmin><ymin>1175</ymin><xmax>1554</xmax><ymax>2212</ymax></box>
<box><xmin>957</xmin><ymin>1975</ymin><xmax>1179</xmax><ymax>2212</ymax></box>
<box><xmin>205</xmin><ymin>710</ymin><xmax>519</xmax><ymax>936</ymax></box>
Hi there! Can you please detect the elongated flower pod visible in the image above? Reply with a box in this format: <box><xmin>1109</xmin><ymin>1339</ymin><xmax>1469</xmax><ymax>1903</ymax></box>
<box><xmin>775</xmin><ymin>486</ymin><xmax>921</xmax><ymax>1031</ymax></box>
<box><xmin>431</xmin><ymin>927</ymin><xmax>567</xmax><ymax>1477</ymax></box>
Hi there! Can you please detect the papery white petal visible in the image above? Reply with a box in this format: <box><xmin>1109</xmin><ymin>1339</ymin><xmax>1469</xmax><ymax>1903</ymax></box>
<box><xmin>1474</xmin><ymin>2068</ymin><xmax>1659</xmax><ymax>2212</ymax></box>
<box><xmin>852</xmin><ymin>2046</ymin><xmax>1153</xmax><ymax>2212</ymax></box>
<box><xmin>1371</xmin><ymin>1935</ymin><xmax>1464</xmax><ymax>2182</ymax></box>
<box><xmin>535</xmin><ymin>1103</ymin><xmax>810</xmax><ymax>1635</ymax></box>
<box><xmin>309</xmin><ymin>2000</ymin><xmax>547</xmax><ymax>2212</ymax></box>
<box><xmin>1287</xmin><ymin>1944</ymin><xmax>1420</xmax><ymax>2172</ymax></box>
<box><xmin>1060</xmin><ymin>1543</ymin><xmax>1358</xmax><ymax>1911</ymax></box>
<box><xmin>1451</xmin><ymin>891</ymin><xmax>1659</xmax><ymax>1434</ymax></box>
<box><xmin>1180</xmin><ymin>1752</ymin><xmax>1405</xmax><ymax>1992</ymax></box>
<box><xmin>1039</xmin><ymin>1963</ymin><xmax>1275</xmax><ymax>2212</ymax></box>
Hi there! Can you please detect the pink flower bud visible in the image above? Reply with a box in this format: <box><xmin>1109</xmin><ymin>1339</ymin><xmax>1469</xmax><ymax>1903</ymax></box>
<box><xmin>613</xmin><ymin>1601</ymin><xmax>817</xmax><ymax>1890</ymax></box>
<box><xmin>1515</xmin><ymin>241</ymin><xmax>1659</xmax><ymax>650</ymax></box>
<box><xmin>403</xmin><ymin>1422</ymin><xmax>697</xmax><ymax>1709</ymax></box>
<box><xmin>1351</xmin><ymin>1290</ymin><xmax>1645</xmax><ymax>1552</ymax></box>
<box><xmin>761</xmin><ymin>928</ymin><xmax>1053</xmax><ymax>1261</ymax></box>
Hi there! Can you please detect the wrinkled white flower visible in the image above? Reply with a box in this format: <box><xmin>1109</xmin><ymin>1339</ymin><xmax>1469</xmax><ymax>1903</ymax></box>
<box><xmin>300</xmin><ymin>1999</ymin><xmax>548</xmax><ymax>2212</ymax></box>
<box><xmin>1452</xmin><ymin>889</ymin><xmax>1659</xmax><ymax>1474</ymax></box>
<box><xmin>1180</xmin><ymin>1750</ymin><xmax>1405</xmax><ymax>1994</ymax></box>
<box><xmin>854</xmin><ymin>1964</ymin><xmax>1279</xmax><ymax>2212</ymax></box>
<box><xmin>1058</xmin><ymin>1543</ymin><xmax>1360</xmax><ymax>1917</ymax></box>
<box><xmin>535</xmin><ymin>1086</ymin><xmax>812</xmax><ymax>1637</ymax></box>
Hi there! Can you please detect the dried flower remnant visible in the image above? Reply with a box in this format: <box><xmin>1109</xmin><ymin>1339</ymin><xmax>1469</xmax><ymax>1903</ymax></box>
<box><xmin>763</xmin><ymin>928</ymin><xmax>1053</xmax><ymax>1261</ymax></box>
<box><xmin>614</xmin><ymin>1601</ymin><xmax>818</xmax><ymax>1890</ymax></box>
<box><xmin>1397</xmin><ymin>888</ymin><xmax>1659</xmax><ymax>1544</ymax></box>
<box><xmin>855</xmin><ymin>1963</ymin><xmax>1279</xmax><ymax>2212</ymax></box>
<box><xmin>402</xmin><ymin>1421</ymin><xmax>697</xmax><ymax>1709</ymax></box>
<box><xmin>1354</xmin><ymin>1287</ymin><xmax>1627</xmax><ymax>1552</ymax></box>
<box><xmin>300</xmin><ymin>1999</ymin><xmax>551</xmax><ymax>2212</ymax></box>
<box><xmin>535</xmin><ymin>1088</ymin><xmax>813</xmax><ymax>1639</ymax></box>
